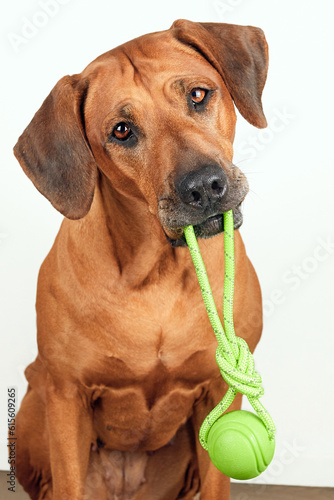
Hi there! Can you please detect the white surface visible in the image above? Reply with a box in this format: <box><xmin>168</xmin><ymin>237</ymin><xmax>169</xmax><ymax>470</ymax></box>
<box><xmin>1</xmin><ymin>0</ymin><xmax>334</xmax><ymax>487</ymax></box>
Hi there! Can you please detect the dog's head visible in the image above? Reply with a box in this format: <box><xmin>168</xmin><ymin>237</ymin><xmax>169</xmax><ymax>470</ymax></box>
<box><xmin>14</xmin><ymin>20</ymin><xmax>268</xmax><ymax>246</ymax></box>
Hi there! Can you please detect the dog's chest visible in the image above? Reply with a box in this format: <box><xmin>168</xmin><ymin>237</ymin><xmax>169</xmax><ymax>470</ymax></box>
<box><xmin>84</xmin><ymin>283</ymin><xmax>222</xmax><ymax>451</ymax></box>
<box><xmin>90</xmin><ymin>345</ymin><xmax>218</xmax><ymax>451</ymax></box>
<box><xmin>80</xmin><ymin>262</ymin><xmax>224</xmax><ymax>378</ymax></box>
<box><xmin>39</xmin><ymin>242</ymin><xmax>227</xmax><ymax>450</ymax></box>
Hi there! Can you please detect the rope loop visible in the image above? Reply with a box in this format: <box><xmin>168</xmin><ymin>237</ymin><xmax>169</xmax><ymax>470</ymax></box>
<box><xmin>183</xmin><ymin>210</ymin><xmax>276</xmax><ymax>450</ymax></box>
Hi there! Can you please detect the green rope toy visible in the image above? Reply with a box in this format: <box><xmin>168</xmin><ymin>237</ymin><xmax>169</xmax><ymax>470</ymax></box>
<box><xmin>183</xmin><ymin>210</ymin><xmax>276</xmax><ymax>480</ymax></box>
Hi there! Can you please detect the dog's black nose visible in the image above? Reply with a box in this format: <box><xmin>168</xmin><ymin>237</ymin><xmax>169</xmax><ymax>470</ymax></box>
<box><xmin>176</xmin><ymin>165</ymin><xmax>227</xmax><ymax>210</ymax></box>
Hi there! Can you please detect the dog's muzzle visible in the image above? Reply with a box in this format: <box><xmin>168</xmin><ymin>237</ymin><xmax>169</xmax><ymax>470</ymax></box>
<box><xmin>159</xmin><ymin>163</ymin><xmax>246</xmax><ymax>247</ymax></box>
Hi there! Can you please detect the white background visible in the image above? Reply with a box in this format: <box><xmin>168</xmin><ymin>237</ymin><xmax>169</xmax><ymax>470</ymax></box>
<box><xmin>1</xmin><ymin>0</ymin><xmax>334</xmax><ymax>489</ymax></box>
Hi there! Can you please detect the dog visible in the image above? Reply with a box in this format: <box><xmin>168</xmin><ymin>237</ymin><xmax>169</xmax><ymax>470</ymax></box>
<box><xmin>14</xmin><ymin>19</ymin><xmax>268</xmax><ymax>500</ymax></box>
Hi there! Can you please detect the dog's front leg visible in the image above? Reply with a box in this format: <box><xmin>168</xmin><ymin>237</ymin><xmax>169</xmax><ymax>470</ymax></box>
<box><xmin>46</xmin><ymin>380</ymin><xmax>93</xmax><ymax>500</ymax></box>
<box><xmin>192</xmin><ymin>381</ymin><xmax>243</xmax><ymax>500</ymax></box>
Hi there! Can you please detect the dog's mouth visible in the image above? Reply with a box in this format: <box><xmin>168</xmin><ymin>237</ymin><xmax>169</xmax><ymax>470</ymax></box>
<box><xmin>165</xmin><ymin>204</ymin><xmax>243</xmax><ymax>247</ymax></box>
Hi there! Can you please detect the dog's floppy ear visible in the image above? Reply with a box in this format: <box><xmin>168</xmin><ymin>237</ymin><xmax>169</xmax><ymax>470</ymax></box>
<box><xmin>14</xmin><ymin>75</ymin><xmax>97</xmax><ymax>219</ymax></box>
<box><xmin>171</xmin><ymin>19</ymin><xmax>269</xmax><ymax>128</ymax></box>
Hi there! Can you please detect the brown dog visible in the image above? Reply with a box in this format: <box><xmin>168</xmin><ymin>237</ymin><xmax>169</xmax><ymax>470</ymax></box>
<box><xmin>14</xmin><ymin>19</ymin><xmax>268</xmax><ymax>500</ymax></box>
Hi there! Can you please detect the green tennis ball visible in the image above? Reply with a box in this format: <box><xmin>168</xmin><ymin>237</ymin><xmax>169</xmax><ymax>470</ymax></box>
<box><xmin>207</xmin><ymin>410</ymin><xmax>275</xmax><ymax>480</ymax></box>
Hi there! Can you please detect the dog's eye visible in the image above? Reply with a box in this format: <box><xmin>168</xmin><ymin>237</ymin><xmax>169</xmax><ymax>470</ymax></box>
<box><xmin>112</xmin><ymin>122</ymin><xmax>133</xmax><ymax>141</ymax></box>
<box><xmin>190</xmin><ymin>88</ymin><xmax>207</xmax><ymax>105</ymax></box>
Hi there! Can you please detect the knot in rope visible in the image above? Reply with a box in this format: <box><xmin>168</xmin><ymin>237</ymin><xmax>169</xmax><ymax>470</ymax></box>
<box><xmin>215</xmin><ymin>337</ymin><xmax>264</xmax><ymax>399</ymax></box>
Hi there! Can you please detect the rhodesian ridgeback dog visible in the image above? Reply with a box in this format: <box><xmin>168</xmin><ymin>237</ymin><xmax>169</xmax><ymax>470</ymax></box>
<box><xmin>14</xmin><ymin>19</ymin><xmax>268</xmax><ymax>499</ymax></box>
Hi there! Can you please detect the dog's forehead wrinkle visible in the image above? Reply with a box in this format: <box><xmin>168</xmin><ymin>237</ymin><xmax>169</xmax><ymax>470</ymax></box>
<box><xmin>118</xmin><ymin>103</ymin><xmax>136</xmax><ymax>122</ymax></box>
<box><xmin>116</xmin><ymin>33</ymin><xmax>221</xmax><ymax>89</ymax></box>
